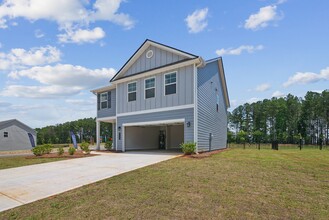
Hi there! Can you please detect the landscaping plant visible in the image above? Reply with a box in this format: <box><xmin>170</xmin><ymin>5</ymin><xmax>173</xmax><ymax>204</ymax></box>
<box><xmin>180</xmin><ymin>142</ymin><xmax>196</xmax><ymax>154</ymax></box>
<box><xmin>105</xmin><ymin>140</ymin><xmax>113</xmax><ymax>151</ymax></box>
<box><xmin>68</xmin><ymin>146</ymin><xmax>76</xmax><ymax>155</ymax></box>
<box><xmin>80</xmin><ymin>142</ymin><xmax>90</xmax><ymax>154</ymax></box>
<box><xmin>43</xmin><ymin>144</ymin><xmax>53</xmax><ymax>154</ymax></box>
<box><xmin>31</xmin><ymin>145</ymin><xmax>45</xmax><ymax>156</ymax></box>
<box><xmin>57</xmin><ymin>147</ymin><xmax>64</xmax><ymax>156</ymax></box>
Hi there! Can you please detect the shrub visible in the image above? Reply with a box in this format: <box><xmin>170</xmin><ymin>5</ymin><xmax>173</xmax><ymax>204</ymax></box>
<box><xmin>57</xmin><ymin>147</ymin><xmax>64</xmax><ymax>156</ymax></box>
<box><xmin>31</xmin><ymin>146</ymin><xmax>45</xmax><ymax>156</ymax></box>
<box><xmin>43</xmin><ymin>144</ymin><xmax>53</xmax><ymax>154</ymax></box>
<box><xmin>68</xmin><ymin>146</ymin><xmax>76</xmax><ymax>155</ymax></box>
<box><xmin>180</xmin><ymin>142</ymin><xmax>196</xmax><ymax>155</ymax></box>
<box><xmin>80</xmin><ymin>142</ymin><xmax>90</xmax><ymax>154</ymax></box>
<box><xmin>105</xmin><ymin>141</ymin><xmax>113</xmax><ymax>151</ymax></box>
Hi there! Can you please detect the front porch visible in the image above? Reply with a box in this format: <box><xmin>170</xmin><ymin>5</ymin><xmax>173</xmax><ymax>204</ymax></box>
<box><xmin>96</xmin><ymin>117</ymin><xmax>116</xmax><ymax>151</ymax></box>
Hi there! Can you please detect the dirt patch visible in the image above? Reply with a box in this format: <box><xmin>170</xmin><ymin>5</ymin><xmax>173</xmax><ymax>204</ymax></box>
<box><xmin>25</xmin><ymin>151</ymin><xmax>97</xmax><ymax>159</ymax></box>
<box><xmin>183</xmin><ymin>148</ymin><xmax>229</xmax><ymax>159</ymax></box>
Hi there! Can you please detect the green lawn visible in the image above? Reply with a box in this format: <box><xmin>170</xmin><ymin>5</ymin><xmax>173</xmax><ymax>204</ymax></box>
<box><xmin>0</xmin><ymin>156</ymin><xmax>67</xmax><ymax>170</ymax></box>
<box><xmin>1</xmin><ymin>149</ymin><xmax>329</xmax><ymax>219</ymax></box>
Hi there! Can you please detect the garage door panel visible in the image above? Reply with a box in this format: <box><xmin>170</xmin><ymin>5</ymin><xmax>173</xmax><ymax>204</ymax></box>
<box><xmin>125</xmin><ymin>126</ymin><xmax>160</xmax><ymax>150</ymax></box>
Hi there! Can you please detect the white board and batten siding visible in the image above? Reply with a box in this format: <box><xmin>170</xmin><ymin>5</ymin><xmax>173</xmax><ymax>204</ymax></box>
<box><xmin>197</xmin><ymin>59</ymin><xmax>228</xmax><ymax>151</ymax></box>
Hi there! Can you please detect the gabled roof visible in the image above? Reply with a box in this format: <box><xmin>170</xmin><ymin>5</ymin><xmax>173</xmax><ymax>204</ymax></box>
<box><xmin>0</xmin><ymin>119</ymin><xmax>36</xmax><ymax>134</ymax></box>
<box><xmin>110</xmin><ymin>39</ymin><xmax>198</xmax><ymax>82</ymax></box>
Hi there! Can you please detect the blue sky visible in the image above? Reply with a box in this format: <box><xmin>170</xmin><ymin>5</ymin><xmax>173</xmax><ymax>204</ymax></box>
<box><xmin>0</xmin><ymin>0</ymin><xmax>328</xmax><ymax>128</ymax></box>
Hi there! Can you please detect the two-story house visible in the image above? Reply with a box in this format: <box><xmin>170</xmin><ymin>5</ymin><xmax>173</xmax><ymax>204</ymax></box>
<box><xmin>91</xmin><ymin>39</ymin><xmax>230</xmax><ymax>152</ymax></box>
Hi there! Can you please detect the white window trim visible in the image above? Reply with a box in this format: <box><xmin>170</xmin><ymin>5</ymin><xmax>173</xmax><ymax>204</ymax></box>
<box><xmin>144</xmin><ymin>77</ymin><xmax>156</xmax><ymax>99</ymax></box>
<box><xmin>100</xmin><ymin>92</ymin><xmax>108</xmax><ymax>109</ymax></box>
<box><xmin>164</xmin><ymin>71</ymin><xmax>177</xmax><ymax>96</ymax></box>
<box><xmin>127</xmin><ymin>81</ymin><xmax>137</xmax><ymax>102</ymax></box>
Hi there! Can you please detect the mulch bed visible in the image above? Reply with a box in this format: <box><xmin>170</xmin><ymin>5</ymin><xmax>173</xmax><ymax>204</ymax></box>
<box><xmin>25</xmin><ymin>151</ymin><xmax>97</xmax><ymax>159</ymax></box>
<box><xmin>183</xmin><ymin>148</ymin><xmax>229</xmax><ymax>159</ymax></box>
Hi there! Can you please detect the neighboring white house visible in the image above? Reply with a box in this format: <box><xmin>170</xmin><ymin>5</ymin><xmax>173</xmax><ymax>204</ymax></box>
<box><xmin>0</xmin><ymin>119</ymin><xmax>36</xmax><ymax>151</ymax></box>
<box><xmin>91</xmin><ymin>39</ymin><xmax>230</xmax><ymax>152</ymax></box>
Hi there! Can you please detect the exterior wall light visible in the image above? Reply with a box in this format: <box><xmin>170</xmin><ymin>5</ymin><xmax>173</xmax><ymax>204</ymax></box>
<box><xmin>186</xmin><ymin>122</ymin><xmax>191</xmax><ymax>127</ymax></box>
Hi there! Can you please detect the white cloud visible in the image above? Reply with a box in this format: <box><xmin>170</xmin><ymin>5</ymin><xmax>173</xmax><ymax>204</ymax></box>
<box><xmin>0</xmin><ymin>85</ymin><xmax>82</xmax><ymax>98</ymax></box>
<box><xmin>0</xmin><ymin>0</ymin><xmax>134</xmax><ymax>43</ymax></box>
<box><xmin>272</xmin><ymin>90</ymin><xmax>285</xmax><ymax>97</ymax></box>
<box><xmin>277</xmin><ymin>0</ymin><xmax>287</xmax><ymax>4</ymax></box>
<box><xmin>34</xmin><ymin>29</ymin><xmax>45</xmax><ymax>38</ymax></box>
<box><xmin>0</xmin><ymin>46</ymin><xmax>61</xmax><ymax>70</ymax></box>
<box><xmin>8</xmin><ymin>64</ymin><xmax>116</xmax><ymax>89</ymax></box>
<box><xmin>244</xmin><ymin>5</ymin><xmax>279</xmax><ymax>30</ymax></box>
<box><xmin>185</xmin><ymin>8</ymin><xmax>208</xmax><ymax>33</ymax></box>
<box><xmin>58</xmin><ymin>27</ymin><xmax>105</xmax><ymax>44</ymax></box>
<box><xmin>247</xmin><ymin>97</ymin><xmax>260</xmax><ymax>104</ymax></box>
<box><xmin>216</xmin><ymin>45</ymin><xmax>264</xmax><ymax>56</ymax></box>
<box><xmin>65</xmin><ymin>99</ymin><xmax>95</xmax><ymax>106</ymax></box>
<box><xmin>283</xmin><ymin>67</ymin><xmax>329</xmax><ymax>87</ymax></box>
<box><xmin>255</xmin><ymin>83</ymin><xmax>271</xmax><ymax>92</ymax></box>
<box><xmin>0</xmin><ymin>101</ymin><xmax>11</xmax><ymax>107</ymax></box>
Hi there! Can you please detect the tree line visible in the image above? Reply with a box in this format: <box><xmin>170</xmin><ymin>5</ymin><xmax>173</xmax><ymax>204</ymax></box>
<box><xmin>228</xmin><ymin>90</ymin><xmax>329</xmax><ymax>145</ymax></box>
<box><xmin>35</xmin><ymin>118</ymin><xmax>112</xmax><ymax>145</ymax></box>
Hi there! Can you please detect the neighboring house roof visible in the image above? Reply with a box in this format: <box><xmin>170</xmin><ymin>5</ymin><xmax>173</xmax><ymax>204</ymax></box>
<box><xmin>110</xmin><ymin>39</ymin><xmax>199</xmax><ymax>82</ymax></box>
<box><xmin>0</xmin><ymin>119</ymin><xmax>36</xmax><ymax>135</ymax></box>
<box><xmin>205</xmin><ymin>57</ymin><xmax>230</xmax><ymax>108</ymax></box>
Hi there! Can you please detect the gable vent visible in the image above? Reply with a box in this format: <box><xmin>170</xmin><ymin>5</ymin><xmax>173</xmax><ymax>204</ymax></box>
<box><xmin>146</xmin><ymin>50</ymin><xmax>153</xmax><ymax>58</ymax></box>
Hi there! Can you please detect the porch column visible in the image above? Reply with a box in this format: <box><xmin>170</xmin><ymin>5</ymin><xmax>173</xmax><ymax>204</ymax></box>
<box><xmin>96</xmin><ymin>120</ymin><xmax>100</xmax><ymax>150</ymax></box>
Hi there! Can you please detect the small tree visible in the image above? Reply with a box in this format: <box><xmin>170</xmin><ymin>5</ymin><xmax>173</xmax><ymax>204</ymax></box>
<box><xmin>237</xmin><ymin>131</ymin><xmax>247</xmax><ymax>149</ymax></box>
<box><xmin>227</xmin><ymin>130</ymin><xmax>235</xmax><ymax>147</ymax></box>
<box><xmin>253</xmin><ymin>130</ymin><xmax>263</xmax><ymax>150</ymax></box>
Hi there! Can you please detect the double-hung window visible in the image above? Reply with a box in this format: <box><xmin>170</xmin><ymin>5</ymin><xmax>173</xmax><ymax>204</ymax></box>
<box><xmin>128</xmin><ymin>82</ymin><xmax>137</xmax><ymax>102</ymax></box>
<box><xmin>4</xmin><ymin>132</ymin><xmax>8</xmax><ymax>138</ymax></box>
<box><xmin>100</xmin><ymin>92</ymin><xmax>108</xmax><ymax>109</ymax></box>
<box><xmin>145</xmin><ymin>77</ymin><xmax>155</xmax><ymax>99</ymax></box>
<box><xmin>164</xmin><ymin>72</ymin><xmax>176</xmax><ymax>95</ymax></box>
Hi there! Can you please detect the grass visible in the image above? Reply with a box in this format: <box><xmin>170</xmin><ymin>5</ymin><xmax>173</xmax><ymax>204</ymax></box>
<box><xmin>1</xmin><ymin>148</ymin><xmax>329</xmax><ymax>219</ymax></box>
<box><xmin>0</xmin><ymin>156</ymin><xmax>67</xmax><ymax>170</ymax></box>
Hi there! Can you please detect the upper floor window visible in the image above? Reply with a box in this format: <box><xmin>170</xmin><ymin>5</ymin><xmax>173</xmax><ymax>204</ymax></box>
<box><xmin>100</xmin><ymin>92</ymin><xmax>108</xmax><ymax>109</ymax></box>
<box><xmin>128</xmin><ymin>82</ymin><xmax>137</xmax><ymax>102</ymax></box>
<box><xmin>4</xmin><ymin>132</ymin><xmax>8</xmax><ymax>138</ymax></box>
<box><xmin>145</xmin><ymin>77</ymin><xmax>155</xmax><ymax>99</ymax></box>
<box><xmin>97</xmin><ymin>91</ymin><xmax>111</xmax><ymax>110</ymax></box>
<box><xmin>164</xmin><ymin>72</ymin><xmax>176</xmax><ymax>95</ymax></box>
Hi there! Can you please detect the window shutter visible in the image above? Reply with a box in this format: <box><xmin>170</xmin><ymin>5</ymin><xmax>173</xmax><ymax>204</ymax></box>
<box><xmin>97</xmin><ymin>93</ymin><xmax>100</xmax><ymax>110</ymax></box>
<box><xmin>108</xmin><ymin>91</ymin><xmax>111</xmax><ymax>108</ymax></box>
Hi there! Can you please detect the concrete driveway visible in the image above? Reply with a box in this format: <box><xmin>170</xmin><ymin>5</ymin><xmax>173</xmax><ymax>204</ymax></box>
<box><xmin>0</xmin><ymin>151</ymin><xmax>181</xmax><ymax>212</ymax></box>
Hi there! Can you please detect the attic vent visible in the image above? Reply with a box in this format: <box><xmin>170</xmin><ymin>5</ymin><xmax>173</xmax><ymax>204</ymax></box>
<box><xmin>146</xmin><ymin>50</ymin><xmax>153</xmax><ymax>58</ymax></box>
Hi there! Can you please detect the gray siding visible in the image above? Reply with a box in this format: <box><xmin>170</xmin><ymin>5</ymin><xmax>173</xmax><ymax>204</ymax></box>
<box><xmin>117</xmin><ymin>65</ymin><xmax>194</xmax><ymax>114</ymax></box>
<box><xmin>197</xmin><ymin>60</ymin><xmax>228</xmax><ymax>152</ymax></box>
<box><xmin>0</xmin><ymin>125</ymin><xmax>36</xmax><ymax>151</ymax></box>
<box><xmin>116</xmin><ymin>108</ymin><xmax>194</xmax><ymax>151</ymax></box>
<box><xmin>97</xmin><ymin>89</ymin><xmax>116</xmax><ymax>118</ymax></box>
<box><xmin>124</xmin><ymin>45</ymin><xmax>186</xmax><ymax>77</ymax></box>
